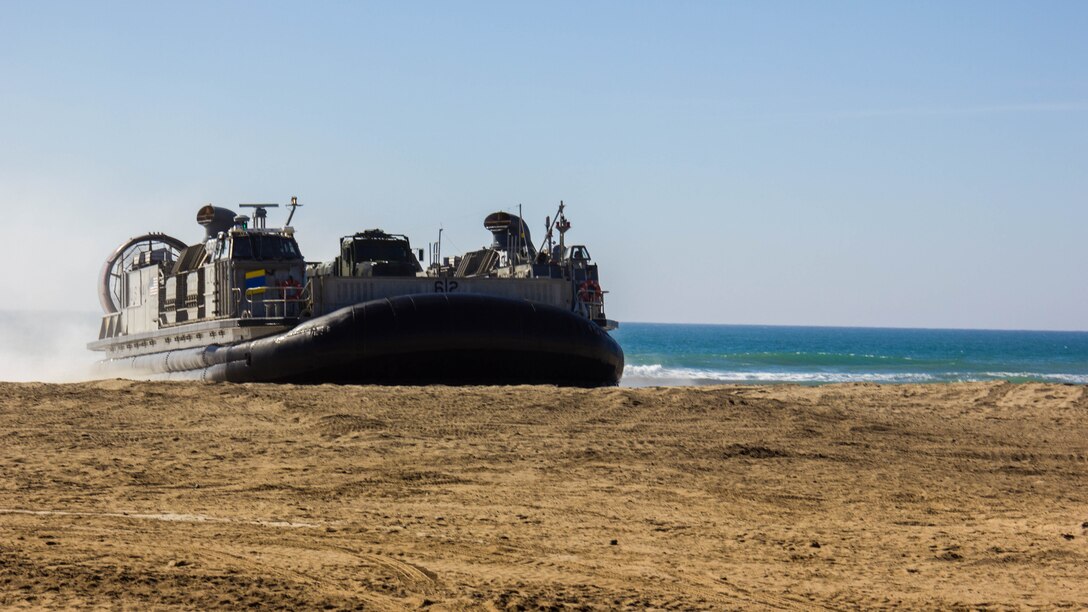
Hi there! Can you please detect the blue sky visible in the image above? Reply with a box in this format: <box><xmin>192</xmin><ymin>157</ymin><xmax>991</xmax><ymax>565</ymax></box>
<box><xmin>2</xmin><ymin>1</ymin><xmax>1086</xmax><ymax>329</ymax></box>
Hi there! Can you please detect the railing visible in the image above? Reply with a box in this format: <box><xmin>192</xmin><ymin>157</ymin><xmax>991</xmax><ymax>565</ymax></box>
<box><xmin>584</xmin><ymin>295</ymin><xmax>607</xmax><ymax>321</ymax></box>
<box><xmin>233</xmin><ymin>281</ymin><xmax>311</xmax><ymax>319</ymax></box>
<box><xmin>576</xmin><ymin>283</ymin><xmax>608</xmax><ymax>320</ymax></box>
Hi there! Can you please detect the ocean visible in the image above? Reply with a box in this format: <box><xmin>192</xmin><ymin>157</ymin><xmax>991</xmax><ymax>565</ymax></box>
<box><xmin>613</xmin><ymin>323</ymin><xmax>1088</xmax><ymax>387</ymax></box>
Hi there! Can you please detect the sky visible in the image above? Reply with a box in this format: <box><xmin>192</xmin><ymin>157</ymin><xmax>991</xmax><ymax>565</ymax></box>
<box><xmin>1</xmin><ymin>1</ymin><xmax>1086</xmax><ymax>330</ymax></box>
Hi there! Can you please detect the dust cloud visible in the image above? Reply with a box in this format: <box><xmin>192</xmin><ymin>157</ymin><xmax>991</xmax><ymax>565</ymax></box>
<box><xmin>0</xmin><ymin>310</ymin><xmax>101</xmax><ymax>382</ymax></box>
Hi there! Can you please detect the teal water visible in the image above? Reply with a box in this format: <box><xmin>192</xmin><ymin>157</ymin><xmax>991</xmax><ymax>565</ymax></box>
<box><xmin>612</xmin><ymin>323</ymin><xmax>1088</xmax><ymax>386</ymax></box>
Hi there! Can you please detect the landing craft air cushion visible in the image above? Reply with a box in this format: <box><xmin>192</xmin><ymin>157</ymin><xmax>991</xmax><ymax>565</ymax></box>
<box><xmin>88</xmin><ymin>198</ymin><xmax>624</xmax><ymax>385</ymax></box>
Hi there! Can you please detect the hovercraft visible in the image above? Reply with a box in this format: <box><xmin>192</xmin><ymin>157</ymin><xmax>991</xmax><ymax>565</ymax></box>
<box><xmin>88</xmin><ymin>198</ymin><xmax>623</xmax><ymax>386</ymax></box>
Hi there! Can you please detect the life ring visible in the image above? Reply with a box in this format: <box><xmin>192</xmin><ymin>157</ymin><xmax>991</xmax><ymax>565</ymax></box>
<box><xmin>578</xmin><ymin>280</ymin><xmax>602</xmax><ymax>304</ymax></box>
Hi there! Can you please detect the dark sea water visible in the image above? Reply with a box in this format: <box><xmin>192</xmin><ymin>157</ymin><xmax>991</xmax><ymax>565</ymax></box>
<box><xmin>612</xmin><ymin>323</ymin><xmax>1088</xmax><ymax>387</ymax></box>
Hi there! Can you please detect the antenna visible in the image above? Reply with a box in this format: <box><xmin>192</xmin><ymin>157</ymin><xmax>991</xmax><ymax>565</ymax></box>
<box><xmin>539</xmin><ymin>200</ymin><xmax>568</xmax><ymax>257</ymax></box>
<box><xmin>286</xmin><ymin>196</ymin><xmax>301</xmax><ymax>226</ymax></box>
<box><xmin>238</xmin><ymin>203</ymin><xmax>280</xmax><ymax>230</ymax></box>
<box><xmin>555</xmin><ymin>200</ymin><xmax>570</xmax><ymax>260</ymax></box>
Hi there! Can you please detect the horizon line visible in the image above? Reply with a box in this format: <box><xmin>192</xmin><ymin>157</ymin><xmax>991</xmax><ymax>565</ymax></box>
<box><xmin>620</xmin><ymin>321</ymin><xmax>1088</xmax><ymax>334</ymax></box>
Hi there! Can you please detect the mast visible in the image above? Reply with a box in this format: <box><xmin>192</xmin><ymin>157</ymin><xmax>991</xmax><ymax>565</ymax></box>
<box><xmin>517</xmin><ymin>203</ymin><xmax>523</xmax><ymax>265</ymax></box>
<box><xmin>285</xmin><ymin>196</ymin><xmax>301</xmax><ymax>226</ymax></box>
<box><xmin>555</xmin><ymin>201</ymin><xmax>570</xmax><ymax>261</ymax></box>
<box><xmin>539</xmin><ymin>200</ymin><xmax>566</xmax><ymax>259</ymax></box>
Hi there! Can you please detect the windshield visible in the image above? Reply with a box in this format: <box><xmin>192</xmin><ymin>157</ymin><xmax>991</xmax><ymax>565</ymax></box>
<box><xmin>352</xmin><ymin>239</ymin><xmax>411</xmax><ymax>262</ymax></box>
<box><xmin>231</xmin><ymin>235</ymin><xmax>302</xmax><ymax>261</ymax></box>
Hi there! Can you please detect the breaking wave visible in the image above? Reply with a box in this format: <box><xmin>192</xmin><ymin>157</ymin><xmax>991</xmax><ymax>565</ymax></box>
<box><xmin>621</xmin><ymin>363</ymin><xmax>1088</xmax><ymax>387</ymax></box>
<box><xmin>978</xmin><ymin>372</ymin><xmax>1088</xmax><ymax>384</ymax></box>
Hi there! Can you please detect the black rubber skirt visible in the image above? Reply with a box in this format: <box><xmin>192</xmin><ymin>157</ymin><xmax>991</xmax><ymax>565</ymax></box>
<box><xmin>205</xmin><ymin>294</ymin><xmax>624</xmax><ymax>386</ymax></box>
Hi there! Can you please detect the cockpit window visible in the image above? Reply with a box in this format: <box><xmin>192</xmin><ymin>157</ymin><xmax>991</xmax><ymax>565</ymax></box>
<box><xmin>231</xmin><ymin>235</ymin><xmax>302</xmax><ymax>261</ymax></box>
<box><xmin>352</xmin><ymin>240</ymin><xmax>411</xmax><ymax>262</ymax></box>
<box><xmin>570</xmin><ymin>246</ymin><xmax>591</xmax><ymax>261</ymax></box>
<box><xmin>232</xmin><ymin>237</ymin><xmax>253</xmax><ymax>259</ymax></box>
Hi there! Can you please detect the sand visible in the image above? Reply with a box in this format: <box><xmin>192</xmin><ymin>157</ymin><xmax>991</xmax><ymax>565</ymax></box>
<box><xmin>1</xmin><ymin>380</ymin><xmax>1086</xmax><ymax>610</ymax></box>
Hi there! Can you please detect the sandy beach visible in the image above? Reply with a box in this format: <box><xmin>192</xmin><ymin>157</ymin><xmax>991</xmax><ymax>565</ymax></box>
<box><xmin>1</xmin><ymin>380</ymin><xmax>1086</xmax><ymax>609</ymax></box>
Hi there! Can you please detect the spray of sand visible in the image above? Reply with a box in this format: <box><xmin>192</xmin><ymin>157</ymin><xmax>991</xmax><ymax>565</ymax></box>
<box><xmin>0</xmin><ymin>310</ymin><xmax>102</xmax><ymax>382</ymax></box>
